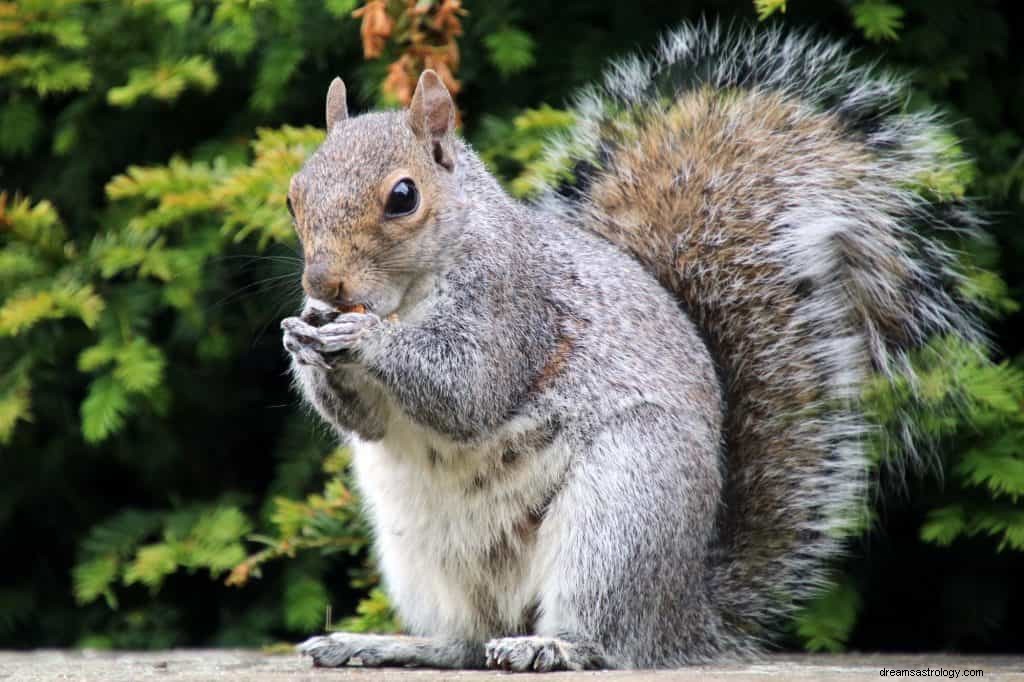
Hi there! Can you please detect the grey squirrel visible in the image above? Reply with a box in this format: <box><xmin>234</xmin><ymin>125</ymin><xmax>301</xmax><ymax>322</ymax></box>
<box><xmin>281</xmin><ymin>22</ymin><xmax>982</xmax><ymax>670</ymax></box>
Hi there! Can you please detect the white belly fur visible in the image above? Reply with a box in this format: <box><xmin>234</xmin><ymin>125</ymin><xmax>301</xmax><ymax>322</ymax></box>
<box><xmin>350</xmin><ymin>409</ymin><xmax>570</xmax><ymax>640</ymax></box>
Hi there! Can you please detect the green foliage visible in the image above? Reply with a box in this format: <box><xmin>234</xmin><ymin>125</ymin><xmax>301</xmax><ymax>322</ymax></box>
<box><xmin>0</xmin><ymin>98</ymin><xmax>41</xmax><ymax>156</ymax></box>
<box><xmin>851</xmin><ymin>1</ymin><xmax>905</xmax><ymax>42</ymax></box>
<box><xmin>74</xmin><ymin>505</ymin><xmax>252</xmax><ymax>603</ymax></box>
<box><xmin>79</xmin><ymin>375</ymin><xmax>132</xmax><ymax>444</ymax></box>
<box><xmin>0</xmin><ymin>123</ymin><xmax>324</xmax><ymax>448</ymax></box>
<box><xmin>913</xmin><ymin>132</ymin><xmax>977</xmax><ymax>202</ymax></box>
<box><xmin>860</xmin><ymin>336</ymin><xmax>1024</xmax><ymax>554</ymax></box>
<box><xmin>956</xmin><ymin>442</ymin><xmax>1024</xmax><ymax>503</ymax></box>
<box><xmin>0</xmin><ymin>366</ymin><xmax>30</xmax><ymax>443</ymax></box>
<box><xmin>337</xmin><ymin>588</ymin><xmax>400</xmax><ymax>634</ymax></box>
<box><xmin>793</xmin><ymin>578</ymin><xmax>862</xmax><ymax>653</ymax></box>
<box><xmin>917</xmin><ymin>359</ymin><xmax>1024</xmax><ymax>551</ymax></box>
<box><xmin>283</xmin><ymin>569</ymin><xmax>329</xmax><ymax>632</ymax></box>
<box><xmin>477</xmin><ymin>105</ymin><xmax>576</xmax><ymax>197</ymax></box>
<box><xmin>107</xmin><ymin>57</ymin><xmax>219</xmax><ymax>107</ymax></box>
<box><xmin>224</xmin><ymin>447</ymin><xmax>392</xmax><ymax>634</ymax></box>
<box><xmin>754</xmin><ymin>0</ymin><xmax>787</xmax><ymax>20</ymax></box>
<box><xmin>484</xmin><ymin>27</ymin><xmax>536</xmax><ymax>78</ymax></box>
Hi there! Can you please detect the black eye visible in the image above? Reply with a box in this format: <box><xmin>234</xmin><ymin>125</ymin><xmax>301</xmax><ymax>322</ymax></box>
<box><xmin>286</xmin><ymin>196</ymin><xmax>295</xmax><ymax>218</ymax></box>
<box><xmin>384</xmin><ymin>178</ymin><xmax>419</xmax><ymax>218</ymax></box>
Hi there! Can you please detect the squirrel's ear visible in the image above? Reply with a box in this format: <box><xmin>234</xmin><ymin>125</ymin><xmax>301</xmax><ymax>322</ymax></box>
<box><xmin>325</xmin><ymin>77</ymin><xmax>348</xmax><ymax>131</ymax></box>
<box><xmin>408</xmin><ymin>70</ymin><xmax>455</xmax><ymax>171</ymax></box>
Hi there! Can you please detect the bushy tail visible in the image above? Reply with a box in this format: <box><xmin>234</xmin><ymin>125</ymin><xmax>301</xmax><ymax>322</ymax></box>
<box><xmin>536</xmin><ymin>21</ymin><xmax>984</xmax><ymax>652</ymax></box>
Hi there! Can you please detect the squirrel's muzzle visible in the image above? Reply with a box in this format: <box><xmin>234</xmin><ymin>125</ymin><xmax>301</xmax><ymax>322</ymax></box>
<box><xmin>302</xmin><ymin>261</ymin><xmax>360</xmax><ymax>309</ymax></box>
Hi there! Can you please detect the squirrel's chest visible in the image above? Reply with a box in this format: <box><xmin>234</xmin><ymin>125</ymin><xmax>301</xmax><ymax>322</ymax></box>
<box><xmin>349</xmin><ymin>413</ymin><xmax>570</xmax><ymax>639</ymax></box>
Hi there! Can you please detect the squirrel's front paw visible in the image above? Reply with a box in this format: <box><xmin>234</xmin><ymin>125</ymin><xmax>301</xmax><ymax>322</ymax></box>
<box><xmin>282</xmin><ymin>317</ymin><xmax>331</xmax><ymax>369</ymax></box>
<box><xmin>312</xmin><ymin>312</ymin><xmax>382</xmax><ymax>353</ymax></box>
<box><xmin>281</xmin><ymin>313</ymin><xmax>381</xmax><ymax>368</ymax></box>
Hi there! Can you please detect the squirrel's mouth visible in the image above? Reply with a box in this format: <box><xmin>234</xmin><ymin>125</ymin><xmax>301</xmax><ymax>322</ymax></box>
<box><xmin>301</xmin><ymin>299</ymin><xmax>370</xmax><ymax>327</ymax></box>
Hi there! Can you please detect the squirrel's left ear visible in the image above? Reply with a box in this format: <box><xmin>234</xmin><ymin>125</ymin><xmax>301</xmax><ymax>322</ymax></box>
<box><xmin>408</xmin><ymin>70</ymin><xmax>455</xmax><ymax>172</ymax></box>
<box><xmin>326</xmin><ymin>77</ymin><xmax>348</xmax><ymax>131</ymax></box>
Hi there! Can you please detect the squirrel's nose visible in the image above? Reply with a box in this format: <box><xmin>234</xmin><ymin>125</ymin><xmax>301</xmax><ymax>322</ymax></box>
<box><xmin>302</xmin><ymin>261</ymin><xmax>354</xmax><ymax>305</ymax></box>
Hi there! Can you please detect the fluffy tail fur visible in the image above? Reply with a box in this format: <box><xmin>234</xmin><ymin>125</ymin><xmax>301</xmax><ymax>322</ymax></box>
<box><xmin>536</xmin><ymin>21</ymin><xmax>984</xmax><ymax>647</ymax></box>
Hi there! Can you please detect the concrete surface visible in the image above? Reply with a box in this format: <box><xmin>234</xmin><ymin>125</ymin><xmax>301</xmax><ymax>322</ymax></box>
<box><xmin>0</xmin><ymin>650</ymin><xmax>1021</xmax><ymax>681</ymax></box>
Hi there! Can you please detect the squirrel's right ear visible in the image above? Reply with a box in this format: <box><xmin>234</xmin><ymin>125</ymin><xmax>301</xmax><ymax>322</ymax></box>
<box><xmin>325</xmin><ymin>77</ymin><xmax>348</xmax><ymax>131</ymax></box>
<box><xmin>408</xmin><ymin>70</ymin><xmax>455</xmax><ymax>171</ymax></box>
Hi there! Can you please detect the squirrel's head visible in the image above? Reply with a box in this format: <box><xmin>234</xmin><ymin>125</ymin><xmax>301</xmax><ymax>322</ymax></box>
<box><xmin>288</xmin><ymin>70</ymin><xmax>460</xmax><ymax>317</ymax></box>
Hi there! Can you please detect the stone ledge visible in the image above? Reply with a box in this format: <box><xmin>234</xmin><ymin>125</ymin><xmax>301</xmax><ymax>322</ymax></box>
<box><xmin>0</xmin><ymin>650</ymin><xmax>1021</xmax><ymax>681</ymax></box>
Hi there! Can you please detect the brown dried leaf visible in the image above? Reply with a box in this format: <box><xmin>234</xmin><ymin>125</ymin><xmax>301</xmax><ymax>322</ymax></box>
<box><xmin>383</xmin><ymin>54</ymin><xmax>417</xmax><ymax>105</ymax></box>
<box><xmin>352</xmin><ymin>0</ymin><xmax>394</xmax><ymax>59</ymax></box>
<box><xmin>433</xmin><ymin>0</ymin><xmax>466</xmax><ymax>36</ymax></box>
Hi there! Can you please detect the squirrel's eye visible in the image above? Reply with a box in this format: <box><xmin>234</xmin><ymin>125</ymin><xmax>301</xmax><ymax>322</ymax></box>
<box><xmin>384</xmin><ymin>178</ymin><xmax>419</xmax><ymax>218</ymax></box>
<box><xmin>286</xmin><ymin>196</ymin><xmax>295</xmax><ymax>218</ymax></box>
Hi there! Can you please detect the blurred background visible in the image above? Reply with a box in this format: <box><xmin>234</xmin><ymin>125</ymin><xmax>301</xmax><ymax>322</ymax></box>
<box><xmin>1</xmin><ymin>0</ymin><xmax>1023</xmax><ymax>653</ymax></box>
